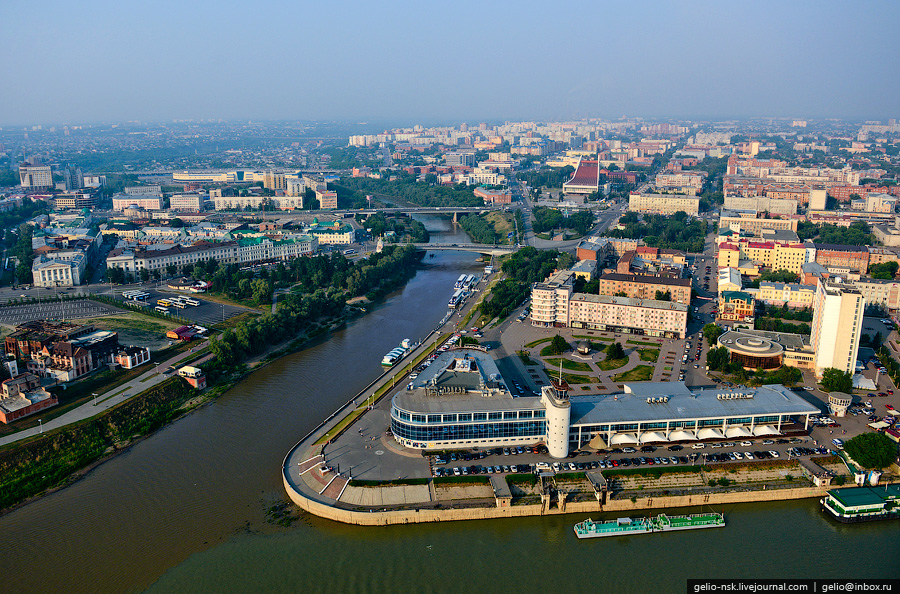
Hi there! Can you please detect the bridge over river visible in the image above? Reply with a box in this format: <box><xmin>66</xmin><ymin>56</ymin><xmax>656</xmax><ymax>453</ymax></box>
<box><xmin>411</xmin><ymin>243</ymin><xmax>519</xmax><ymax>256</ymax></box>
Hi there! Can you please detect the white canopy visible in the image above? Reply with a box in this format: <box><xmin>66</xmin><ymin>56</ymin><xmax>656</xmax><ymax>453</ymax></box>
<box><xmin>668</xmin><ymin>430</ymin><xmax>698</xmax><ymax>441</ymax></box>
<box><xmin>868</xmin><ymin>421</ymin><xmax>889</xmax><ymax>430</ymax></box>
<box><xmin>725</xmin><ymin>426</ymin><xmax>753</xmax><ymax>438</ymax></box>
<box><xmin>639</xmin><ymin>431</ymin><xmax>668</xmax><ymax>444</ymax></box>
<box><xmin>752</xmin><ymin>425</ymin><xmax>780</xmax><ymax>436</ymax></box>
<box><xmin>610</xmin><ymin>432</ymin><xmax>639</xmax><ymax>445</ymax></box>
<box><xmin>697</xmin><ymin>427</ymin><xmax>725</xmax><ymax>440</ymax></box>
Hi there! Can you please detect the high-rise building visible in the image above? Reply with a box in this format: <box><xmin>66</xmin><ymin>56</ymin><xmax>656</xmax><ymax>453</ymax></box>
<box><xmin>18</xmin><ymin>165</ymin><xmax>53</xmax><ymax>189</ymax></box>
<box><xmin>63</xmin><ymin>165</ymin><xmax>84</xmax><ymax>191</ymax></box>
<box><xmin>810</xmin><ymin>278</ymin><xmax>864</xmax><ymax>377</ymax></box>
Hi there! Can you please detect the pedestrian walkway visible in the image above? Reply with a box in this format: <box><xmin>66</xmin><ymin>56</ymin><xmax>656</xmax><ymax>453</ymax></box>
<box><xmin>0</xmin><ymin>341</ymin><xmax>211</xmax><ymax>447</ymax></box>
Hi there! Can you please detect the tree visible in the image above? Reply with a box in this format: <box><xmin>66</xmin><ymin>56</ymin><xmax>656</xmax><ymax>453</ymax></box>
<box><xmin>869</xmin><ymin>261</ymin><xmax>898</xmax><ymax>280</ymax></box>
<box><xmin>170</xmin><ymin>218</ymin><xmax>185</xmax><ymax>228</ymax></box>
<box><xmin>548</xmin><ymin>334</ymin><xmax>570</xmax><ymax>355</ymax></box>
<box><xmin>557</xmin><ymin>252</ymin><xmax>574</xmax><ymax>270</ymax></box>
<box><xmin>707</xmin><ymin>347</ymin><xmax>731</xmax><ymax>371</ymax></box>
<box><xmin>843</xmin><ymin>433</ymin><xmax>898</xmax><ymax>469</ymax></box>
<box><xmin>703</xmin><ymin>323</ymin><xmax>723</xmax><ymax>345</ymax></box>
<box><xmin>166</xmin><ymin>264</ymin><xmax>177</xmax><ymax>278</ymax></box>
<box><xmin>606</xmin><ymin>342</ymin><xmax>625</xmax><ymax>361</ymax></box>
<box><xmin>654</xmin><ymin>290</ymin><xmax>671</xmax><ymax>301</ymax></box>
<box><xmin>820</xmin><ymin>368</ymin><xmax>852</xmax><ymax>394</ymax></box>
<box><xmin>139</xmin><ymin>268</ymin><xmax>150</xmax><ymax>282</ymax></box>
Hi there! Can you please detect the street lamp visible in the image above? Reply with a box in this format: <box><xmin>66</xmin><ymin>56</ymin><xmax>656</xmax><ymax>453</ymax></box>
<box><xmin>38</xmin><ymin>419</ymin><xmax>42</xmax><ymax>433</ymax></box>
<box><xmin>92</xmin><ymin>392</ymin><xmax>99</xmax><ymax>406</ymax></box>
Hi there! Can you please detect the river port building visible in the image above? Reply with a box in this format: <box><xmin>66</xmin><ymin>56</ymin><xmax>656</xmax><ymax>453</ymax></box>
<box><xmin>390</xmin><ymin>349</ymin><xmax>819</xmax><ymax>458</ymax></box>
<box><xmin>821</xmin><ymin>485</ymin><xmax>900</xmax><ymax>523</ymax></box>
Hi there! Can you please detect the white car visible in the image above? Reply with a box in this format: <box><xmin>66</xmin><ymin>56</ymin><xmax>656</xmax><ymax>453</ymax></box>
<box><xmin>740</xmin><ymin>441</ymin><xmax>752</xmax><ymax>447</ymax></box>
<box><xmin>768</xmin><ymin>450</ymin><xmax>779</xmax><ymax>458</ymax></box>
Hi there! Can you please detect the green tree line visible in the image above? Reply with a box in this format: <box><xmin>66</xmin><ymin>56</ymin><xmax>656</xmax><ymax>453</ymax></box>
<box><xmin>605</xmin><ymin>211</ymin><xmax>707</xmax><ymax>253</ymax></box>
<box><xmin>336</xmin><ymin>174</ymin><xmax>482</xmax><ymax>207</ymax></box>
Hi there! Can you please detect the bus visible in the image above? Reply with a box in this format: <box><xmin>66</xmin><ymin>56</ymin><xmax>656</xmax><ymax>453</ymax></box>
<box><xmin>169</xmin><ymin>300</ymin><xmax>186</xmax><ymax>309</ymax></box>
<box><xmin>123</xmin><ymin>290</ymin><xmax>149</xmax><ymax>300</ymax></box>
<box><xmin>182</xmin><ymin>297</ymin><xmax>200</xmax><ymax>306</ymax></box>
<box><xmin>343</xmin><ymin>249</ymin><xmax>357</xmax><ymax>255</ymax></box>
<box><xmin>154</xmin><ymin>306</ymin><xmax>170</xmax><ymax>314</ymax></box>
<box><xmin>157</xmin><ymin>299</ymin><xmax>172</xmax><ymax>307</ymax></box>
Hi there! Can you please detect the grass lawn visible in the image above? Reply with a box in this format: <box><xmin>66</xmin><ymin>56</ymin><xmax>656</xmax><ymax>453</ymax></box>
<box><xmin>559</xmin><ymin>372</ymin><xmax>597</xmax><ymax>385</ymax></box>
<box><xmin>212</xmin><ymin>310</ymin><xmax>261</xmax><ymax>332</ymax></box>
<box><xmin>597</xmin><ymin>357</ymin><xmax>629</xmax><ymax>371</ymax></box>
<box><xmin>525</xmin><ymin>337</ymin><xmax>553</xmax><ymax>348</ymax></box>
<box><xmin>613</xmin><ymin>365</ymin><xmax>654</xmax><ymax>382</ymax></box>
<box><xmin>545</xmin><ymin>358</ymin><xmax>593</xmax><ymax>372</ymax></box>
<box><xmin>664</xmin><ymin>366</ymin><xmax>673</xmax><ymax>371</ymax></box>
<box><xmin>639</xmin><ymin>348</ymin><xmax>660</xmax><ymax>362</ymax></box>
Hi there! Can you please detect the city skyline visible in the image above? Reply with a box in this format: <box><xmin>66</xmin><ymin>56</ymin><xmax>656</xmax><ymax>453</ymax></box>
<box><xmin>2</xmin><ymin>0</ymin><xmax>899</xmax><ymax>126</ymax></box>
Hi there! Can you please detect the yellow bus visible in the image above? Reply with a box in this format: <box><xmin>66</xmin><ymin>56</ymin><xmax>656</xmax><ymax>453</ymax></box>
<box><xmin>157</xmin><ymin>299</ymin><xmax>172</xmax><ymax>307</ymax></box>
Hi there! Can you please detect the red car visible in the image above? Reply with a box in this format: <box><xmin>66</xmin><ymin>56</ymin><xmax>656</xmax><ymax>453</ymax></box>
<box><xmin>887</xmin><ymin>404</ymin><xmax>895</xmax><ymax>411</ymax></box>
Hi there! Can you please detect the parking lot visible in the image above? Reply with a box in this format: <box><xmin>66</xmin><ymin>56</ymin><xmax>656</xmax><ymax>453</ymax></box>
<box><xmin>0</xmin><ymin>299</ymin><xmax>123</xmax><ymax>325</ymax></box>
<box><xmin>111</xmin><ymin>288</ymin><xmax>251</xmax><ymax>326</ymax></box>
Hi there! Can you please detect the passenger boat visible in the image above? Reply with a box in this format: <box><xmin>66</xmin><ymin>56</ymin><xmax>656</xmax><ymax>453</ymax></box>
<box><xmin>381</xmin><ymin>339</ymin><xmax>413</xmax><ymax>366</ymax></box>
<box><xmin>821</xmin><ymin>485</ymin><xmax>900</xmax><ymax>523</ymax></box>
<box><xmin>574</xmin><ymin>512</ymin><xmax>725</xmax><ymax>539</ymax></box>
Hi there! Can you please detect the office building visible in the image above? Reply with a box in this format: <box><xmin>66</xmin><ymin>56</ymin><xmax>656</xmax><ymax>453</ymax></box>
<box><xmin>810</xmin><ymin>279</ymin><xmax>864</xmax><ymax>376</ymax></box>
<box><xmin>18</xmin><ymin>165</ymin><xmax>53</xmax><ymax>189</ymax></box>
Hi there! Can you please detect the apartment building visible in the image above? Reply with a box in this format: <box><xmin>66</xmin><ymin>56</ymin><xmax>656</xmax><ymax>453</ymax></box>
<box><xmin>107</xmin><ymin>242</ymin><xmax>240</xmax><ymax>276</ymax></box>
<box><xmin>529</xmin><ymin>270</ymin><xmax>574</xmax><ymax>327</ymax></box>
<box><xmin>722</xmin><ymin>195</ymin><xmax>798</xmax><ymax>215</ymax></box>
<box><xmin>54</xmin><ymin>192</ymin><xmax>97</xmax><ymax>209</ymax></box>
<box><xmin>628</xmin><ymin>193</ymin><xmax>699</xmax><ymax>216</ymax></box>
<box><xmin>853</xmin><ymin>277</ymin><xmax>900</xmax><ymax>312</ymax></box>
<box><xmin>718</xmin><ymin>215</ymin><xmax>799</xmax><ymax>235</ymax></box>
<box><xmin>316</xmin><ymin>189</ymin><xmax>338</xmax><ymax>210</ymax></box>
<box><xmin>567</xmin><ymin>294</ymin><xmax>688</xmax><ymax>338</ymax></box>
<box><xmin>595</xmin><ymin>273</ymin><xmax>691</xmax><ymax>305</ymax></box>
<box><xmin>811</xmin><ymin>244</ymin><xmax>870</xmax><ymax>275</ymax></box>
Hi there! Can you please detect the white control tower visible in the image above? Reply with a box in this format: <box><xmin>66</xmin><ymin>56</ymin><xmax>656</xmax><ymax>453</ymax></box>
<box><xmin>541</xmin><ymin>378</ymin><xmax>571</xmax><ymax>459</ymax></box>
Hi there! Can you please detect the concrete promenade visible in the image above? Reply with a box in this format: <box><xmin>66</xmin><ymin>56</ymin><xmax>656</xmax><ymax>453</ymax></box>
<box><xmin>0</xmin><ymin>342</ymin><xmax>212</xmax><ymax>447</ymax></box>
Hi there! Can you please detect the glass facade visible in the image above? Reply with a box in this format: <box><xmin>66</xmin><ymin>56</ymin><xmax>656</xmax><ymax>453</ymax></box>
<box><xmin>391</xmin><ymin>417</ymin><xmax>547</xmax><ymax>442</ymax></box>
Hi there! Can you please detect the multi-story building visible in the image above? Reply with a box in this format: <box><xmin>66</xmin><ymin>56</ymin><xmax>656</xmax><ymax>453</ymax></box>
<box><xmin>445</xmin><ymin>152</ymin><xmax>475</xmax><ymax>167</ymax></box>
<box><xmin>32</xmin><ymin>252</ymin><xmax>86</xmax><ymax>287</ymax></box>
<box><xmin>718</xmin><ymin>291</ymin><xmax>756</xmax><ymax>323</ymax></box>
<box><xmin>718</xmin><ymin>215</ymin><xmax>799</xmax><ymax>235</ymax></box>
<box><xmin>530</xmin><ymin>270</ymin><xmax>574</xmax><ymax>327</ymax></box>
<box><xmin>316</xmin><ymin>189</ymin><xmax>338</xmax><ymax>210</ymax></box>
<box><xmin>307</xmin><ymin>220</ymin><xmax>353</xmax><ymax>244</ymax></box>
<box><xmin>849</xmin><ymin>193</ymin><xmax>897</xmax><ymax>214</ymax></box>
<box><xmin>286</xmin><ymin>178</ymin><xmax>306</xmax><ymax>198</ymax></box>
<box><xmin>125</xmin><ymin>185</ymin><xmax>162</xmax><ymax>196</ymax></box>
<box><xmin>575</xmin><ymin>239</ymin><xmax>612</xmax><ymax>263</ymax></box>
<box><xmin>722</xmin><ymin>195</ymin><xmax>798</xmax><ymax>215</ymax></box>
<box><xmin>811</xmin><ymin>243</ymin><xmax>870</xmax><ymax>275</ymax></box>
<box><xmin>0</xmin><ymin>373</ymin><xmax>57</xmax><ymax>424</ymax></box>
<box><xmin>853</xmin><ymin>277</ymin><xmax>900</xmax><ymax>313</ymax></box>
<box><xmin>566</xmin><ymin>294</ymin><xmax>689</xmax><ymax>338</ymax></box>
<box><xmin>473</xmin><ymin>187</ymin><xmax>512</xmax><ymax>204</ymax></box>
<box><xmin>810</xmin><ymin>278</ymin><xmax>864</xmax><ymax>377</ymax></box>
<box><xmin>18</xmin><ymin>165</ymin><xmax>53</xmax><ymax>189</ymax></box>
<box><xmin>628</xmin><ymin>193</ymin><xmax>699</xmax><ymax>216</ymax></box>
<box><xmin>756</xmin><ymin>282</ymin><xmax>816</xmax><ymax>308</ymax></box>
<box><xmin>236</xmin><ymin>235</ymin><xmax>317</xmax><ymax>263</ymax></box>
<box><xmin>169</xmin><ymin>193</ymin><xmax>204</xmax><ymax>212</ymax></box>
<box><xmin>654</xmin><ymin>171</ymin><xmax>705</xmax><ymax>195</ymax></box>
<box><xmin>54</xmin><ymin>192</ymin><xmax>97</xmax><ymax>209</ymax></box>
<box><xmin>595</xmin><ymin>272</ymin><xmax>692</xmax><ymax>305</ymax></box>
<box><xmin>107</xmin><ymin>241</ymin><xmax>240</xmax><ymax>276</ymax></box>
<box><xmin>113</xmin><ymin>193</ymin><xmax>163</xmax><ymax>211</ymax></box>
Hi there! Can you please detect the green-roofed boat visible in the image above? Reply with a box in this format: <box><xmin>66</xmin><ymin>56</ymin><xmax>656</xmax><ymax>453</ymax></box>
<box><xmin>574</xmin><ymin>512</ymin><xmax>725</xmax><ymax>539</ymax></box>
<box><xmin>821</xmin><ymin>485</ymin><xmax>900</xmax><ymax>523</ymax></box>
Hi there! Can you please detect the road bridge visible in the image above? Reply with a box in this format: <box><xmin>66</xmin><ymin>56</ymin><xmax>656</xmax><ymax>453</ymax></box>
<box><xmin>411</xmin><ymin>243</ymin><xmax>520</xmax><ymax>256</ymax></box>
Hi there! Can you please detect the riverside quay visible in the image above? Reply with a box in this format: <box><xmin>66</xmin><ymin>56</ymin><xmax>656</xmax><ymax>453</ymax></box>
<box><xmin>390</xmin><ymin>349</ymin><xmax>819</xmax><ymax>458</ymax></box>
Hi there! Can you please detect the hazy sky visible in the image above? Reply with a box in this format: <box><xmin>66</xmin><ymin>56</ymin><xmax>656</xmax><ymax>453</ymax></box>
<box><xmin>2</xmin><ymin>0</ymin><xmax>898</xmax><ymax>126</ymax></box>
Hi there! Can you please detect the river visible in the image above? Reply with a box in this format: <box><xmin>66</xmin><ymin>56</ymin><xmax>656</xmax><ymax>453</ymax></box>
<box><xmin>1</xmin><ymin>224</ymin><xmax>898</xmax><ymax>593</ymax></box>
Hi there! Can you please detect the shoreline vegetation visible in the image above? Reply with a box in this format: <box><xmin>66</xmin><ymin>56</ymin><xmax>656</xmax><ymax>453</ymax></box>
<box><xmin>0</xmin><ymin>245</ymin><xmax>424</xmax><ymax>514</ymax></box>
